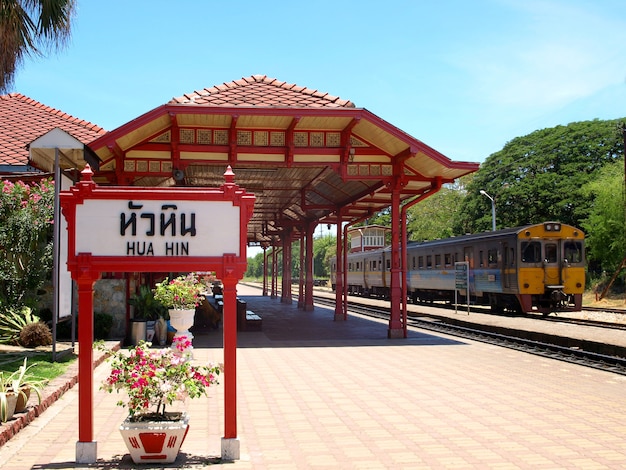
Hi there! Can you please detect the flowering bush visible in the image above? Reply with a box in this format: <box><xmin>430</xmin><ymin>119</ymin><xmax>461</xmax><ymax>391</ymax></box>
<box><xmin>0</xmin><ymin>178</ymin><xmax>54</xmax><ymax>307</ymax></box>
<box><xmin>153</xmin><ymin>273</ymin><xmax>205</xmax><ymax>309</ymax></box>
<box><xmin>99</xmin><ymin>338</ymin><xmax>222</xmax><ymax>421</ymax></box>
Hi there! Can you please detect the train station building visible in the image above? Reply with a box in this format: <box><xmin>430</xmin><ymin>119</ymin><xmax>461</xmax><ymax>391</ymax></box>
<box><xmin>3</xmin><ymin>75</ymin><xmax>479</xmax><ymax>338</ymax></box>
<box><xmin>82</xmin><ymin>75</ymin><xmax>478</xmax><ymax>337</ymax></box>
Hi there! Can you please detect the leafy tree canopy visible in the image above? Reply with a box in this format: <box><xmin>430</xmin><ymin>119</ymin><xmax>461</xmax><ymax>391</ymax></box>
<box><xmin>453</xmin><ymin>118</ymin><xmax>625</xmax><ymax>234</ymax></box>
<box><xmin>581</xmin><ymin>158</ymin><xmax>625</xmax><ymax>274</ymax></box>
<box><xmin>0</xmin><ymin>0</ymin><xmax>76</xmax><ymax>92</ymax></box>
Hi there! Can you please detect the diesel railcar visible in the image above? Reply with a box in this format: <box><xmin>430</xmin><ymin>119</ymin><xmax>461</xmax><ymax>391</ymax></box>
<box><xmin>330</xmin><ymin>222</ymin><xmax>585</xmax><ymax>314</ymax></box>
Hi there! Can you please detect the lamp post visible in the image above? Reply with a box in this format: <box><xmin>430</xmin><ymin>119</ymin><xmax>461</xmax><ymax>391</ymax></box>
<box><xmin>480</xmin><ymin>190</ymin><xmax>496</xmax><ymax>231</ymax></box>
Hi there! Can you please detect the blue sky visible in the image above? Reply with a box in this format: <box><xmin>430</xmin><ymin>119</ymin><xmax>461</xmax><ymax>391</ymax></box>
<box><xmin>13</xmin><ymin>0</ymin><xmax>626</xmax><ymax>165</ymax></box>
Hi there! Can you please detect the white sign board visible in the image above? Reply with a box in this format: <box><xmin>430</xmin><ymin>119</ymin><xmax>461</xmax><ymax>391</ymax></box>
<box><xmin>58</xmin><ymin>173</ymin><xmax>74</xmax><ymax>318</ymax></box>
<box><xmin>74</xmin><ymin>199</ymin><xmax>240</xmax><ymax>257</ymax></box>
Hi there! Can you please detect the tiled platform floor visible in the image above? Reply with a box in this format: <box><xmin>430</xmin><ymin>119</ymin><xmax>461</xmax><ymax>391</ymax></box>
<box><xmin>1</xmin><ymin>283</ymin><xmax>625</xmax><ymax>469</ymax></box>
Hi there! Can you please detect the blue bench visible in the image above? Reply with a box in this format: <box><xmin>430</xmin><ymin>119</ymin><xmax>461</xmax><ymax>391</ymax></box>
<box><xmin>245</xmin><ymin>310</ymin><xmax>262</xmax><ymax>331</ymax></box>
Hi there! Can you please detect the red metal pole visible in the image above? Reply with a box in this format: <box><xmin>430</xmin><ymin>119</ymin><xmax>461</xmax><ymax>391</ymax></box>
<box><xmin>389</xmin><ymin>185</ymin><xmax>403</xmax><ymax>338</ymax></box>
<box><xmin>222</xmin><ymin>277</ymin><xmax>237</xmax><ymax>439</ymax></box>
<box><xmin>262</xmin><ymin>245</ymin><xmax>268</xmax><ymax>296</ymax></box>
<box><xmin>334</xmin><ymin>213</ymin><xmax>344</xmax><ymax>318</ymax></box>
<box><xmin>77</xmin><ymin>276</ymin><xmax>97</xmax><ymax>442</ymax></box>
<box><xmin>304</xmin><ymin>221</ymin><xmax>316</xmax><ymax>311</ymax></box>
<box><xmin>298</xmin><ymin>232</ymin><xmax>305</xmax><ymax>309</ymax></box>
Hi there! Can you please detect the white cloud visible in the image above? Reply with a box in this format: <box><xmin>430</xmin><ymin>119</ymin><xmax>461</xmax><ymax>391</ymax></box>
<box><xmin>450</xmin><ymin>0</ymin><xmax>626</xmax><ymax>111</ymax></box>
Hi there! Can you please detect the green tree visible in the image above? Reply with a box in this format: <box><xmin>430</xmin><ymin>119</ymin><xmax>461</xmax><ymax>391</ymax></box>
<box><xmin>0</xmin><ymin>0</ymin><xmax>76</xmax><ymax>92</ymax></box>
<box><xmin>581</xmin><ymin>158</ymin><xmax>625</xmax><ymax>275</ymax></box>
<box><xmin>0</xmin><ymin>178</ymin><xmax>54</xmax><ymax>308</ymax></box>
<box><xmin>453</xmin><ymin>119</ymin><xmax>625</xmax><ymax>234</ymax></box>
<box><xmin>313</xmin><ymin>234</ymin><xmax>335</xmax><ymax>278</ymax></box>
<box><xmin>407</xmin><ymin>176</ymin><xmax>472</xmax><ymax>241</ymax></box>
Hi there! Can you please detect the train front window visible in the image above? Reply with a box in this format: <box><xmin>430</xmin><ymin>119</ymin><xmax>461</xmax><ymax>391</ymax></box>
<box><xmin>521</xmin><ymin>241</ymin><xmax>541</xmax><ymax>263</ymax></box>
<box><xmin>545</xmin><ymin>243</ymin><xmax>557</xmax><ymax>263</ymax></box>
<box><xmin>564</xmin><ymin>241</ymin><xmax>583</xmax><ymax>263</ymax></box>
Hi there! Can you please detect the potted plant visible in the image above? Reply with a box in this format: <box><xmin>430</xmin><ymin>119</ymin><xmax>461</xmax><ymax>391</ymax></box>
<box><xmin>153</xmin><ymin>273</ymin><xmax>204</xmax><ymax>355</ymax></box>
<box><xmin>97</xmin><ymin>339</ymin><xmax>222</xmax><ymax>463</ymax></box>
<box><xmin>0</xmin><ymin>373</ymin><xmax>17</xmax><ymax>423</ymax></box>
<box><xmin>128</xmin><ymin>285</ymin><xmax>167</xmax><ymax>345</ymax></box>
<box><xmin>5</xmin><ymin>357</ymin><xmax>47</xmax><ymax>413</ymax></box>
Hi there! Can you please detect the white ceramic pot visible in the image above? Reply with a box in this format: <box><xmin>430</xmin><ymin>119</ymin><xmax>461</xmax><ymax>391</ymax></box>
<box><xmin>119</xmin><ymin>412</ymin><xmax>190</xmax><ymax>464</ymax></box>
<box><xmin>168</xmin><ymin>308</ymin><xmax>195</xmax><ymax>358</ymax></box>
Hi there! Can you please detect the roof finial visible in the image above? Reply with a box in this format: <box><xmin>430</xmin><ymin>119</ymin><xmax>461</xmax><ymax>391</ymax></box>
<box><xmin>224</xmin><ymin>165</ymin><xmax>235</xmax><ymax>184</ymax></box>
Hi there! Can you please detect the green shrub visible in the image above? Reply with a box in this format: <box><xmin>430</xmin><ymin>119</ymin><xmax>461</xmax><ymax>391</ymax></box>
<box><xmin>0</xmin><ymin>306</ymin><xmax>40</xmax><ymax>344</ymax></box>
<box><xmin>19</xmin><ymin>322</ymin><xmax>52</xmax><ymax>348</ymax></box>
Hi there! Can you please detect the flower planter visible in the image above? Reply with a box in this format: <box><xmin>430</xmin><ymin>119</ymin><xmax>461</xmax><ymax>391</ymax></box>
<box><xmin>119</xmin><ymin>412</ymin><xmax>190</xmax><ymax>464</ymax></box>
<box><xmin>0</xmin><ymin>392</ymin><xmax>18</xmax><ymax>423</ymax></box>
<box><xmin>14</xmin><ymin>386</ymin><xmax>31</xmax><ymax>413</ymax></box>
<box><xmin>169</xmin><ymin>308</ymin><xmax>195</xmax><ymax>357</ymax></box>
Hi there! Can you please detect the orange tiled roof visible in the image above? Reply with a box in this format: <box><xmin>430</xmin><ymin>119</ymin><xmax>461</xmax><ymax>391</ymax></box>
<box><xmin>0</xmin><ymin>93</ymin><xmax>106</xmax><ymax>167</ymax></box>
<box><xmin>170</xmin><ymin>75</ymin><xmax>355</xmax><ymax>108</ymax></box>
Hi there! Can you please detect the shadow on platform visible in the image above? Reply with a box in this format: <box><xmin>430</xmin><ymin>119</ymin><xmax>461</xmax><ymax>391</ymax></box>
<box><xmin>192</xmin><ymin>289</ymin><xmax>466</xmax><ymax>349</ymax></box>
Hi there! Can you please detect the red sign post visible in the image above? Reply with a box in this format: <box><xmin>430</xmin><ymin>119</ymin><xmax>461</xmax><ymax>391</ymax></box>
<box><xmin>60</xmin><ymin>165</ymin><xmax>254</xmax><ymax>463</ymax></box>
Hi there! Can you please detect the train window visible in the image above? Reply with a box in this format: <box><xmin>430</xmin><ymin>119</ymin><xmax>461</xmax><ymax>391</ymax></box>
<box><xmin>454</xmin><ymin>253</ymin><xmax>460</xmax><ymax>263</ymax></box>
<box><xmin>356</xmin><ymin>262</ymin><xmax>360</xmax><ymax>270</ymax></box>
<box><xmin>426</xmin><ymin>255</ymin><xmax>432</xmax><ymax>268</ymax></box>
<box><xmin>564</xmin><ymin>241</ymin><xmax>583</xmax><ymax>263</ymax></box>
<box><xmin>545</xmin><ymin>243</ymin><xmax>557</xmax><ymax>263</ymax></box>
<box><xmin>488</xmin><ymin>249</ymin><xmax>498</xmax><ymax>266</ymax></box>
<box><xmin>418</xmin><ymin>256</ymin><xmax>424</xmax><ymax>268</ymax></box>
<box><xmin>412</xmin><ymin>256</ymin><xmax>416</xmax><ymax>269</ymax></box>
<box><xmin>509</xmin><ymin>247</ymin><xmax>515</xmax><ymax>266</ymax></box>
<box><xmin>521</xmin><ymin>241</ymin><xmax>541</xmax><ymax>263</ymax></box>
<box><xmin>386</xmin><ymin>259</ymin><xmax>391</xmax><ymax>270</ymax></box>
<box><xmin>445</xmin><ymin>253</ymin><xmax>452</xmax><ymax>266</ymax></box>
<box><xmin>435</xmin><ymin>254</ymin><xmax>441</xmax><ymax>267</ymax></box>
<box><xmin>479</xmin><ymin>250</ymin><xmax>484</xmax><ymax>267</ymax></box>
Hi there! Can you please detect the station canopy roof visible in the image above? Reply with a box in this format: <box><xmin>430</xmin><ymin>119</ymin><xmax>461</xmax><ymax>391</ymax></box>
<box><xmin>87</xmin><ymin>75</ymin><xmax>479</xmax><ymax>246</ymax></box>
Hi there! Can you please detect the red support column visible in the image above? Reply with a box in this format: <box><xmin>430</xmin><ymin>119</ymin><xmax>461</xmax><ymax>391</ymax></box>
<box><xmin>304</xmin><ymin>221</ymin><xmax>316</xmax><ymax>311</ymax></box>
<box><xmin>262</xmin><ymin>244</ymin><xmax>268</xmax><ymax>296</ymax></box>
<box><xmin>297</xmin><ymin>232</ymin><xmax>305</xmax><ymax>309</ymax></box>
<box><xmin>271</xmin><ymin>243</ymin><xmax>277</xmax><ymax>298</ymax></box>
<box><xmin>221</xmin><ymin>275</ymin><xmax>240</xmax><ymax>458</ymax></box>
<box><xmin>281</xmin><ymin>228</ymin><xmax>293</xmax><ymax>304</ymax></box>
<box><xmin>388</xmin><ymin>183</ymin><xmax>403</xmax><ymax>338</ymax></box>
<box><xmin>334</xmin><ymin>214</ymin><xmax>344</xmax><ymax>319</ymax></box>
<box><xmin>222</xmin><ymin>277</ymin><xmax>237</xmax><ymax>437</ymax></box>
<box><xmin>75</xmin><ymin>268</ymin><xmax>100</xmax><ymax>463</ymax></box>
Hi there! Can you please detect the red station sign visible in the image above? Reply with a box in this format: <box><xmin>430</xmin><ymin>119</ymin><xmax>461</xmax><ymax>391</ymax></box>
<box><xmin>60</xmin><ymin>165</ymin><xmax>254</xmax><ymax>462</ymax></box>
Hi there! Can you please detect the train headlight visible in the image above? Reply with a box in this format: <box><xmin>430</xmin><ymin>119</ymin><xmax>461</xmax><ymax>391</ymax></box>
<box><xmin>544</xmin><ymin>223</ymin><xmax>561</xmax><ymax>232</ymax></box>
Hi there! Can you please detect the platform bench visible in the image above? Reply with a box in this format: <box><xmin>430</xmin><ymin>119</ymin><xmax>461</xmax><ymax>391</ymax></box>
<box><xmin>245</xmin><ymin>310</ymin><xmax>263</xmax><ymax>331</ymax></box>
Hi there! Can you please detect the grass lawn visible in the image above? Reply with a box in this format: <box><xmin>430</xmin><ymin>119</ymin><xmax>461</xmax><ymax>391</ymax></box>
<box><xmin>0</xmin><ymin>348</ymin><xmax>76</xmax><ymax>384</ymax></box>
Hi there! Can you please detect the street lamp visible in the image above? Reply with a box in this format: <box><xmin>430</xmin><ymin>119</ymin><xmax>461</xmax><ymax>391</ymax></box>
<box><xmin>480</xmin><ymin>190</ymin><xmax>496</xmax><ymax>231</ymax></box>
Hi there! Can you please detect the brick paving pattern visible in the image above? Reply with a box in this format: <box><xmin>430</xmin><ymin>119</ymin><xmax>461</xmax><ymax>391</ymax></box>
<box><xmin>1</xmin><ymin>283</ymin><xmax>625</xmax><ymax>469</ymax></box>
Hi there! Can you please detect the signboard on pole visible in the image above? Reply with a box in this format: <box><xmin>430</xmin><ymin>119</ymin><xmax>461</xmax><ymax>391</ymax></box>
<box><xmin>59</xmin><ymin>165</ymin><xmax>255</xmax><ymax>463</ymax></box>
<box><xmin>454</xmin><ymin>261</ymin><xmax>470</xmax><ymax>315</ymax></box>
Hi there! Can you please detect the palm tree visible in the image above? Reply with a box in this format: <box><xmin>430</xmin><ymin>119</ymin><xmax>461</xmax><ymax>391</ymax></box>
<box><xmin>0</xmin><ymin>0</ymin><xmax>76</xmax><ymax>92</ymax></box>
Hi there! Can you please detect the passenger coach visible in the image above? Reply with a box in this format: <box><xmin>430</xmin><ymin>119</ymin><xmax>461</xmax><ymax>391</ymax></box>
<box><xmin>331</xmin><ymin>222</ymin><xmax>585</xmax><ymax>315</ymax></box>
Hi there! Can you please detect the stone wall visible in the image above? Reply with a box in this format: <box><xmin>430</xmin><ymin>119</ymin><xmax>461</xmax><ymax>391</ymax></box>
<box><xmin>93</xmin><ymin>279</ymin><xmax>127</xmax><ymax>339</ymax></box>
<box><xmin>38</xmin><ymin>278</ymin><xmax>128</xmax><ymax>340</ymax></box>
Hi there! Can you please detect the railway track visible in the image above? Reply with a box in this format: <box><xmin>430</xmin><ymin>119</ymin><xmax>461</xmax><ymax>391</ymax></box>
<box><xmin>330</xmin><ymin>291</ymin><xmax>626</xmax><ymax>330</ymax></box>
<box><xmin>311</xmin><ymin>294</ymin><xmax>626</xmax><ymax>376</ymax></box>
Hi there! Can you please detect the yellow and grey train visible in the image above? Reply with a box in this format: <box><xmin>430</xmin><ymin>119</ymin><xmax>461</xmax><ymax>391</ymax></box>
<box><xmin>330</xmin><ymin>222</ymin><xmax>585</xmax><ymax>314</ymax></box>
